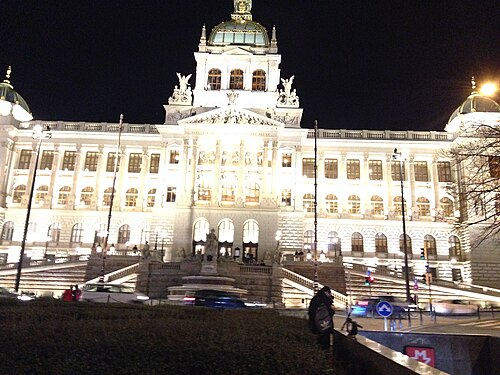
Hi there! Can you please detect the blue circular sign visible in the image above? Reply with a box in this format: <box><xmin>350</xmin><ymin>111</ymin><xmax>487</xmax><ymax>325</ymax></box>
<box><xmin>376</xmin><ymin>301</ymin><xmax>393</xmax><ymax>317</ymax></box>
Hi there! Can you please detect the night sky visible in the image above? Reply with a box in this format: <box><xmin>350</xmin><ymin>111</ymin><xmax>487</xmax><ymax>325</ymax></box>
<box><xmin>1</xmin><ymin>1</ymin><xmax>498</xmax><ymax>131</ymax></box>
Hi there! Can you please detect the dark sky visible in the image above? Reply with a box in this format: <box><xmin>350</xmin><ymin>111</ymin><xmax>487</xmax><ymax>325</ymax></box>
<box><xmin>1</xmin><ymin>1</ymin><xmax>498</xmax><ymax>131</ymax></box>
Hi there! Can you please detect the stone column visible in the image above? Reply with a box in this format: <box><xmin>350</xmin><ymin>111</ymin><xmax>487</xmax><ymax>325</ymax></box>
<box><xmin>139</xmin><ymin>148</ymin><xmax>149</xmax><ymax>209</ymax></box>
<box><xmin>71</xmin><ymin>145</ymin><xmax>83</xmax><ymax>208</ymax></box>
<box><xmin>94</xmin><ymin>145</ymin><xmax>105</xmax><ymax>208</ymax></box>
<box><xmin>48</xmin><ymin>145</ymin><xmax>61</xmax><ymax>208</ymax></box>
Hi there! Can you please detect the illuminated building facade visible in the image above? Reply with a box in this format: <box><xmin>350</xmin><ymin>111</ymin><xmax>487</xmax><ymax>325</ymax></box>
<box><xmin>0</xmin><ymin>1</ymin><xmax>499</xmax><ymax>288</ymax></box>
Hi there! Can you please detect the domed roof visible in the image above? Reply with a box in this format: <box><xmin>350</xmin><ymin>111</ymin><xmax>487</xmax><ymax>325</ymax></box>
<box><xmin>448</xmin><ymin>92</ymin><xmax>500</xmax><ymax>124</ymax></box>
<box><xmin>207</xmin><ymin>1</ymin><xmax>269</xmax><ymax>47</ymax></box>
<box><xmin>0</xmin><ymin>67</ymin><xmax>33</xmax><ymax>121</ymax></box>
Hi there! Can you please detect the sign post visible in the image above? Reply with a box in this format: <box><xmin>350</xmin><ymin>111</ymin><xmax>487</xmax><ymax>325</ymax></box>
<box><xmin>376</xmin><ymin>301</ymin><xmax>393</xmax><ymax>331</ymax></box>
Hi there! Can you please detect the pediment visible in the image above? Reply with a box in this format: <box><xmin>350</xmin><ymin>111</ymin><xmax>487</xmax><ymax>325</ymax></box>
<box><xmin>178</xmin><ymin>105</ymin><xmax>284</xmax><ymax>127</ymax></box>
<box><xmin>221</xmin><ymin>47</ymin><xmax>253</xmax><ymax>56</ymax></box>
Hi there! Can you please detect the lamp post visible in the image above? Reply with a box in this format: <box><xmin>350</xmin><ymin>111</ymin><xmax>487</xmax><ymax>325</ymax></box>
<box><xmin>392</xmin><ymin>148</ymin><xmax>411</xmax><ymax>303</ymax></box>
<box><xmin>14</xmin><ymin>124</ymin><xmax>52</xmax><ymax>292</ymax></box>
<box><xmin>313</xmin><ymin>120</ymin><xmax>319</xmax><ymax>293</ymax></box>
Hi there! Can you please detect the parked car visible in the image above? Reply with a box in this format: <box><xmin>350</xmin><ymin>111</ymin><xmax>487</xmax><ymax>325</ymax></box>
<box><xmin>80</xmin><ymin>283</ymin><xmax>149</xmax><ymax>304</ymax></box>
<box><xmin>0</xmin><ymin>287</ymin><xmax>34</xmax><ymax>301</ymax></box>
<box><xmin>351</xmin><ymin>295</ymin><xmax>408</xmax><ymax>317</ymax></box>
<box><xmin>432</xmin><ymin>300</ymin><xmax>479</xmax><ymax>315</ymax></box>
<box><xmin>183</xmin><ymin>289</ymin><xmax>266</xmax><ymax>309</ymax></box>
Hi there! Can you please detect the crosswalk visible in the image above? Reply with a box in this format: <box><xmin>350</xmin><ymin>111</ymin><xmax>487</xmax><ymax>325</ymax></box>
<box><xmin>458</xmin><ymin>319</ymin><xmax>500</xmax><ymax>330</ymax></box>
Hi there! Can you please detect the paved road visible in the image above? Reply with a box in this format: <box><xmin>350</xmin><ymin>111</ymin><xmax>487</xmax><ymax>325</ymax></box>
<box><xmin>333</xmin><ymin>311</ymin><xmax>500</xmax><ymax>337</ymax></box>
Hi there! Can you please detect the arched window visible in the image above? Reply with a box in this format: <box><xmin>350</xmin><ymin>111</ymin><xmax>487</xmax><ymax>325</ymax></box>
<box><xmin>375</xmin><ymin>233</ymin><xmax>388</xmax><ymax>253</ymax></box>
<box><xmin>193</xmin><ymin>218</ymin><xmax>210</xmax><ymax>256</ymax></box>
<box><xmin>207</xmin><ymin>68</ymin><xmax>221</xmax><ymax>90</ymax></box>
<box><xmin>218</xmin><ymin>219</ymin><xmax>235</xmax><ymax>257</ymax></box>
<box><xmin>12</xmin><ymin>185</ymin><xmax>26</xmax><ymax>203</ymax></box>
<box><xmin>348</xmin><ymin>195</ymin><xmax>361</xmax><ymax>214</ymax></box>
<box><xmin>351</xmin><ymin>232</ymin><xmax>364</xmax><ymax>252</ymax></box>
<box><xmin>371</xmin><ymin>195</ymin><xmax>384</xmax><ymax>215</ymax></box>
<box><xmin>1</xmin><ymin>221</ymin><xmax>14</xmax><ymax>240</ymax></box>
<box><xmin>71</xmin><ymin>223</ymin><xmax>83</xmax><ymax>243</ymax></box>
<box><xmin>393</xmin><ymin>196</ymin><xmax>406</xmax><ymax>216</ymax></box>
<box><xmin>424</xmin><ymin>234</ymin><xmax>437</xmax><ymax>257</ymax></box>
<box><xmin>36</xmin><ymin>185</ymin><xmax>49</xmax><ymax>204</ymax></box>
<box><xmin>229</xmin><ymin>69</ymin><xmax>244</xmax><ymax>90</ymax></box>
<box><xmin>252</xmin><ymin>69</ymin><xmax>266</xmax><ymax>91</ymax></box>
<box><xmin>125</xmin><ymin>188</ymin><xmax>138</xmax><ymax>207</ymax></box>
<box><xmin>58</xmin><ymin>186</ymin><xmax>71</xmax><ymax>205</ymax></box>
<box><xmin>303</xmin><ymin>230</ymin><xmax>314</xmax><ymax>255</ymax></box>
<box><xmin>449</xmin><ymin>235</ymin><xmax>462</xmax><ymax>260</ymax></box>
<box><xmin>147</xmin><ymin>188</ymin><xmax>156</xmax><ymax>208</ymax></box>
<box><xmin>303</xmin><ymin>194</ymin><xmax>315</xmax><ymax>213</ymax></box>
<box><xmin>417</xmin><ymin>197</ymin><xmax>431</xmax><ymax>217</ymax></box>
<box><xmin>327</xmin><ymin>231</ymin><xmax>341</xmax><ymax>257</ymax></box>
<box><xmin>245</xmin><ymin>181</ymin><xmax>260</xmax><ymax>203</ymax></box>
<box><xmin>325</xmin><ymin>194</ymin><xmax>338</xmax><ymax>214</ymax></box>
<box><xmin>243</xmin><ymin>219</ymin><xmax>259</xmax><ymax>260</ymax></box>
<box><xmin>440</xmin><ymin>197</ymin><xmax>454</xmax><ymax>217</ymax></box>
<box><xmin>118</xmin><ymin>224</ymin><xmax>130</xmax><ymax>244</ymax></box>
<box><xmin>399</xmin><ymin>234</ymin><xmax>412</xmax><ymax>254</ymax></box>
<box><xmin>102</xmin><ymin>187</ymin><xmax>115</xmax><ymax>206</ymax></box>
<box><xmin>80</xmin><ymin>187</ymin><xmax>94</xmax><ymax>206</ymax></box>
<box><xmin>48</xmin><ymin>222</ymin><xmax>61</xmax><ymax>243</ymax></box>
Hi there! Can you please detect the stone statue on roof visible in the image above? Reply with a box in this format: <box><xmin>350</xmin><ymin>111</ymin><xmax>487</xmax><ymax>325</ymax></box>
<box><xmin>168</xmin><ymin>73</ymin><xmax>193</xmax><ymax>105</ymax></box>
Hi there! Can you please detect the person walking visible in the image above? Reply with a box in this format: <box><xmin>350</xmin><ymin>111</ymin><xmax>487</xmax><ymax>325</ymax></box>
<box><xmin>72</xmin><ymin>284</ymin><xmax>81</xmax><ymax>301</ymax></box>
<box><xmin>62</xmin><ymin>286</ymin><xmax>73</xmax><ymax>301</ymax></box>
<box><xmin>308</xmin><ymin>286</ymin><xmax>335</xmax><ymax>350</ymax></box>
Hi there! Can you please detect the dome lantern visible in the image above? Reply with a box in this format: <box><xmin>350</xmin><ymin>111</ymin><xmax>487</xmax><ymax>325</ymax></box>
<box><xmin>0</xmin><ymin>66</ymin><xmax>33</xmax><ymax>122</ymax></box>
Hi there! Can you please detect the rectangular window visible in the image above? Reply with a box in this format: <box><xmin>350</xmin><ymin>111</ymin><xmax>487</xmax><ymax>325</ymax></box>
<box><xmin>488</xmin><ymin>156</ymin><xmax>500</xmax><ymax>179</ymax></box>
<box><xmin>150</xmin><ymin>154</ymin><xmax>160</xmax><ymax>173</ymax></box>
<box><xmin>39</xmin><ymin>150</ymin><xmax>54</xmax><ymax>170</ymax></box>
<box><xmin>391</xmin><ymin>161</ymin><xmax>406</xmax><ymax>181</ymax></box>
<box><xmin>414</xmin><ymin>161</ymin><xmax>429</xmax><ymax>182</ymax></box>
<box><xmin>84</xmin><ymin>151</ymin><xmax>99</xmax><ymax>172</ymax></box>
<box><xmin>18</xmin><ymin>149</ymin><xmax>32</xmax><ymax>169</ymax></box>
<box><xmin>128</xmin><ymin>153</ymin><xmax>142</xmax><ymax>173</ymax></box>
<box><xmin>166</xmin><ymin>186</ymin><xmax>176</xmax><ymax>202</ymax></box>
<box><xmin>346</xmin><ymin>159</ymin><xmax>360</xmax><ymax>180</ymax></box>
<box><xmin>302</xmin><ymin>158</ymin><xmax>315</xmax><ymax>178</ymax></box>
<box><xmin>169</xmin><ymin>150</ymin><xmax>180</xmax><ymax>164</ymax></box>
<box><xmin>324</xmin><ymin>159</ymin><xmax>338</xmax><ymax>179</ymax></box>
<box><xmin>437</xmin><ymin>161</ymin><xmax>452</xmax><ymax>182</ymax></box>
<box><xmin>106</xmin><ymin>152</ymin><xmax>120</xmax><ymax>173</ymax></box>
<box><xmin>281</xmin><ymin>189</ymin><xmax>291</xmax><ymax>206</ymax></box>
<box><xmin>62</xmin><ymin>151</ymin><xmax>76</xmax><ymax>171</ymax></box>
<box><xmin>282</xmin><ymin>153</ymin><xmax>292</xmax><ymax>168</ymax></box>
<box><xmin>369</xmin><ymin>160</ymin><xmax>383</xmax><ymax>180</ymax></box>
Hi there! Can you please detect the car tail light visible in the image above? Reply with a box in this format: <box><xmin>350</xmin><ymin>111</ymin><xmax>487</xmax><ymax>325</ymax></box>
<box><xmin>183</xmin><ymin>295</ymin><xmax>196</xmax><ymax>304</ymax></box>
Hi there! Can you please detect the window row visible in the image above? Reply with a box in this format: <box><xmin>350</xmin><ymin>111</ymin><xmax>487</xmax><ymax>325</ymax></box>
<box><xmin>291</xmin><ymin>193</ymin><xmax>455</xmax><ymax>217</ymax></box>
<box><xmin>293</xmin><ymin>156</ymin><xmax>453</xmax><ymax>182</ymax></box>
<box><xmin>207</xmin><ymin>69</ymin><xmax>266</xmax><ymax>91</ymax></box>
<box><xmin>17</xmin><ymin>149</ymin><xmax>180</xmax><ymax>173</ymax></box>
<box><xmin>11</xmin><ymin>185</ymin><xmax>177</xmax><ymax>207</ymax></box>
<box><xmin>305</xmin><ymin>230</ymin><xmax>463</xmax><ymax>260</ymax></box>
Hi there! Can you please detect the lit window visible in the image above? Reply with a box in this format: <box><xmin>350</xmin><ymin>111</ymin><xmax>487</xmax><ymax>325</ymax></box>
<box><xmin>324</xmin><ymin>159</ymin><xmax>338</xmax><ymax>179</ymax></box>
<box><xmin>71</xmin><ymin>223</ymin><xmax>83</xmax><ymax>243</ymax></box>
<box><xmin>348</xmin><ymin>195</ymin><xmax>361</xmax><ymax>214</ymax></box>
<box><xmin>150</xmin><ymin>154</ymin><xmax>160</xmax><ymax>173</ymax></box>
<box><xmin>106</xmin><ymin>152</ymin><xmax>120</xmax><ymax>173</ymax></box>
<box><xmin>351</xmin><ymin>232</ymin><xmax>364</xmax><ymax>252</ymax></box>
<box><xmin>229</xmin><ymin>69</ymin><xmax>244</xmax><ymax>90</ymax></box>
<box><xmin>147</xmin><ymin>188</ymin><xmax>156</xmax><ymax>207</ymax></box>
<box><xmin>414</xmin><ymin>161</ymin><xmax>429</xmax><ymax>182</ymax></box>
<box><xmin>437</xmin><ymin>161</ymin><xmax>452</xmax><ymax>182</ymax></box>
<box><xmin>166</xmin><ymin>186</ymin><xmax>176</xmax><ymax>202</ymax></box>
<box><xmin>80</xmin><ymin>187</ymin><xmax>94</xmax><ymax>206</ymax></box>
<box><xmin>369</xmin><ymin>160</ymin><xmax>383</xmax><ymax>180</ymax></box>
<box><xmin>57</xmin><ymin>186</ymin><xmax>71</xmax><ymax>205</ymax></box>
<box><xmin>118</xmin><ymin>224</ymin><xmax>130</xmax><ymax>244</ymax></box>
<box><xmin>448</xmin><ymin>236</ymin><xmax>462</xmax><ymax>259</ymax></box>
<box><xmin>128</xmin><ymin>153</ymin><xmax>142</xmax><ymax>173</ymax></box>
<box><xmin>281</xmin><ymin>189</ymin><xmax>291</xmax><ymax>206</ymax></box>
<box><xmin>440</xmin><ymin>197</ymin><xmax>454</xmax><ymax>217</ymax></box>
<box><xmin>84</xmin><ymin>151</ymin><xmax>99</xmax><ymax>172</ymax></box>
<box><xmin>391</xmin><ymin>161</ymin><xmax>406</xmax><ymax>181</ymax></box>
<box><xmin>252</xmin><ymin>70</ymin><xmax>266</xmax><ymax>91</ymax></box>
<box><xmin>393</xmin><ymin>196</ymin><xmax>406</xmax><ymax>216</ymax></box>
<box><xmin>416</xmin><ymin>197</ymin><xmax>431</xmax><ymax>217</ymax></box>
<box><xmin>303</xmin><ymin>194</ymin><xmax>315</xmax><ymax>213</ymax></box>
<box><xmin>125</xmin><ymin>188</ymin><xmax>138</xmax><ymax>207</ymax></box>
<box><xmin>35</xmin><ymin>185</ymin><xmax>49</xmax><ymax>203</ymax></box>
<box><xmin>102</xmin><ymin>187</ymin><xmax>114</xmax><ymax>206</ymax></box>
<box><xmin>302</xmin><ymin>158</ymin><xmax>315</xmax><ymax>178</ymax></box>
<box><xmin>62</xmin><ymin>151</ymin><xmax>76</xmax><ymax>171</ymax></box>
<box><xmin>375</xmin><ymin>233</ymin><xmax>388</xmax><ymax>253</ymax></box>
<box><xmin>207</xmin><ymin>69</ymin><xmax>221</xmax><ymax>90</ymax></box>
<box><xmin>39</xmin><ymin>150</ymin><xmax>54</xmax><ymax>170</ymax></box>
<box><xmin>18</xmin><ymin>149</ymin><xmax>32</xmax><ymax>169</ymax></box>
<box><xmin>282</xmin><ymin>153</ymin><xmax>292</xmax><ymax>167</ymax></box>
<box><xmin>12</xmin><ymin>185</ymin><xmax>26</xmax><ymax>203</ymax></box>
<box><xmin>424</xmin><ymin>235</ymin><xmax>437</xmax><ymax>256</ymax></box>
<box><xmin>325</xmin><ymin>194</ymin><xmax>338</xmax><ymax>213</ymax></box>
<box><xmin>371</xmin><ymin>195</ymin><xmax>384</xmax><ymax>215</ymax></box>
<box><xmin>169</xmin><ymin>150</ymin><xmax>180</xmax><ymax>164</ymax></box>
<box><xmin>399</xmin><ymin>234</ymin><xmax>412</xmax><ymax>253</ymax></box>
<box><xmin>346</xmin><ymin>159</ymin><xmax>360</xmax><ymax>180</ymax></box>
<box><xmin>245</xmin><ymin>181</ymin><xmax>260</xmax><ymax>203</ymax></box>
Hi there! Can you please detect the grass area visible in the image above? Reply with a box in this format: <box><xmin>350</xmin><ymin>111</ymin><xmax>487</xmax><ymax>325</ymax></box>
<box><xmin>0</xmin><ymin>299</ymin><xmax>341</xmax><ymax>374</ymax></box>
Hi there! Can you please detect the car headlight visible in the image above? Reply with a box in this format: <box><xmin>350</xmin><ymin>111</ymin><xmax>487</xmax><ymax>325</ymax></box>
<box><xmin>17</xmin><ymin>295</ymin><xmax>34</xmax><ymax>301</ymax></box>
<box><xmin>136</xmin><ymin>295</ymin><xmax>149</xmax><ymax>300</ymax></box>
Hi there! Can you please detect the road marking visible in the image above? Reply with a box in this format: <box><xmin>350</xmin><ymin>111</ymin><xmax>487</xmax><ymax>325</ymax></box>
<box><xmin>458</xmin><ymin>320</ymin><xmax>500</xmax><ymax>328</ymax></box>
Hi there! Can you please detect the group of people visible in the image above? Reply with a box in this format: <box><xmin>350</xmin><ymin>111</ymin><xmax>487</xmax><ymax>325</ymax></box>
<box><xmin>62</xmin><ymin>285</ymin><xmax>81</xmax><ymax>301</ymax></box>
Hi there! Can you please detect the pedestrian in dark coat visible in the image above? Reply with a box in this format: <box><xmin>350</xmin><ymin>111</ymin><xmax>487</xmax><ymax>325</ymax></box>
<box><xmin>308</xmin><ymin>286</ymin><xmax>335</xmax><ymax>350</ymax></box>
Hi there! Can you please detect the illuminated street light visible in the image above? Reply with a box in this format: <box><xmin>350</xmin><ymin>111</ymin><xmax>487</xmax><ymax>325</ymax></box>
<box><xmin>480</xmin><ymin>82</ymin><xmax>497</xmax><ymax>97</ymax></box>
<box><xmin>14</xmin><ymin>124</ymin><xmax>52</xmax><ymax>292</ymax></box>
<box><xmin>392</xmin><ymin>148</ymin><xmax>411</xmax><ymax>303</ymax></box>
<box><xmin>313</xmin><ymin>120</ymin><xmax>319</xmax><ymax>293</ymax></box>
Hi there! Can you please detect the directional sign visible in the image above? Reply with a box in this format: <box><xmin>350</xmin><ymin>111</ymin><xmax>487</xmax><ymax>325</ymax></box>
<box><xmin>376</xmin><ymin>301</ymin><xmax>393</xmax><ymax>317</ymax></box>
<box><xmin>405</xmin><ymin>346</ymin><xmax>435</xmax><ymax>367</ymax></box>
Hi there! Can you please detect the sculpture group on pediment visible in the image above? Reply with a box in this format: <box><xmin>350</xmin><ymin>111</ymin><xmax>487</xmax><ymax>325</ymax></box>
<box><xmin>168</xmin><ymin>73</ymin><xmax>193</xmax><ymax>105</ymax></box>
<box><xmin>277</xmin><ymin>75</ymin><xmax>300</xmax><ymax>108</ymax></box>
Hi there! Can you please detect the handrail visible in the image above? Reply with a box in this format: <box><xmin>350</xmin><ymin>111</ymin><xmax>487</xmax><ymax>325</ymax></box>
<box><xmin>281</xmin><ymin>267</ymin><xmax>349</xmax><ymax>307</ymax></box>
<box><xmin>106</xmin><ymin>263</ymin><xmax>140</xmax><ymax>283</ymax></box>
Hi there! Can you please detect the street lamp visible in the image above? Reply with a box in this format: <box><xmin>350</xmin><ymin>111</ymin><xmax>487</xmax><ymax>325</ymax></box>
<box><xmin>14</xmin><ymin>124</ymin><xmax>52</xmax><ymax>292</ymax></box>
<box><xmin>313</xmin><ymin>120</ymin><xmax>319</xmax><ymax>293</ymax></box>
<box><xmin>392</xmin><ymin>148</ymin><xmax>411</xmax><ymax>303</ymax></box>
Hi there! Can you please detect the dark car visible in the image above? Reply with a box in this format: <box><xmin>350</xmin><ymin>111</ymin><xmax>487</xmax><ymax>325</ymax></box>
<box><xmin>351</xmin><ymin>295</ymin><xmax>408</xmax><ymax>318</ymax></box>
<box><xmin>183</xmin><ymin>289</ymin><xmax>265</xmax><ymax>309</ymax></box>
<box><xmin>0</xmin><ymin>287</ymin><xmax>33</xmax><ymax>301</ymax></box>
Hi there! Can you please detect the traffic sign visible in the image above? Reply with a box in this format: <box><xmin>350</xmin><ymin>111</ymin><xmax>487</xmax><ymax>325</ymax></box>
<box><xmin>376</xmin><ymin>301</ymin><xmax>393</xmax><ymax>317</ymax></box>
<box><xmin>405</xmin><ymin>346</ymin><xmax>435</xmax><ymax>367</ymax></box>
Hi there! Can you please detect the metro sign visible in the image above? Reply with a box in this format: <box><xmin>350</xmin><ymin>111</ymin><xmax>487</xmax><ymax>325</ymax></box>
<box><xmin>405</xmin><ymin>346</ymin><xmax>435</xmax><ymax>367</ymax></box>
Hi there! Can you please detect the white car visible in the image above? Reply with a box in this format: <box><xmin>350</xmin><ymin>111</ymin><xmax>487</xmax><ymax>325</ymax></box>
<box><xmin>80</xmin><ymin>283</ymin><xmax>149</xmax><ymax>304</ymax></box>
<box><xmin>432</xmin><ymin>300</ymin><xmax>478</xmax><ymax>315</ymax></box>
